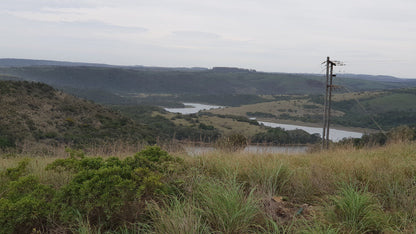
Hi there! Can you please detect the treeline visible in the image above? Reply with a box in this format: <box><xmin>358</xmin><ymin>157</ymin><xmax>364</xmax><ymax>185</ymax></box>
<box><xmin>251</xmin><ymin>127</ymin><xmax>321</xmax><ymax>145</ymax></box>
<box><xmin>112</xmin><ymin>106</ymin><xmax>221</xmax><ymax>143</ymax></box>
<box><xmin>338</xmin><ymin>125</ymin><xmax>416</xmax><ymax>148</ymax></box>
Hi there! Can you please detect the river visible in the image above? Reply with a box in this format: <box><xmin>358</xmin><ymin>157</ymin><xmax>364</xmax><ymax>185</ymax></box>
<box><xmin>164</xmin><ymin>103</ymin><xmax>363</xmax><ymax>142</ymax></box>
<box><xmin>164</xmin><ymin>103</ymin><xmax>223</xmax><ymax>114</ymax></box>
<box><xmin>259</xmin><ymin>121</ymin><xmax>362</xmax><ymax>142</ymax></box>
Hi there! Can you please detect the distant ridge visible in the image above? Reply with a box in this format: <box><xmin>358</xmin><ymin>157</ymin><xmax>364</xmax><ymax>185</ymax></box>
<box><xmin>1</xmin><ymin>58</ymin><xmax>416</xmax><ymax>99</ymax></box>
<box><xmin>2</xmin><ymin>58</ymin><xmax>415</xmax><ymax>80</ymax></box>
<box><xmin>0</xmin><ymin>58</ymin><xmax>117</xmax><ymax>68</ymax></box>
<box><xmin>337</xmin><ymin>74</ymin><xmax>408</xmax><ymax>82</ymax></box>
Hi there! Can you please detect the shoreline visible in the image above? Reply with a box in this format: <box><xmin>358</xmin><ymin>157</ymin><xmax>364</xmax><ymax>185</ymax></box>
<box><xmin>257</xmin><ymin>118</ymin><xmax>376</xmax><ymax>134</ymax></box>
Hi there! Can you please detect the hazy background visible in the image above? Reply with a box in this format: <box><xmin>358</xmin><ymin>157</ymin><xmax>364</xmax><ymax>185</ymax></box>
<box><xmin>1</xmin><ymin>0</ymin><xmax>415</xmax><ymax>78</ymax></box>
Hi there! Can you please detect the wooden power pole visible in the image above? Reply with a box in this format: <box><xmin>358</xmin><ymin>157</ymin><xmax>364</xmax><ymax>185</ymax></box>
<box><xmin>322</xmin><ymin>57</ymin><xmax>337</xmax><ymax>149</ymax></box>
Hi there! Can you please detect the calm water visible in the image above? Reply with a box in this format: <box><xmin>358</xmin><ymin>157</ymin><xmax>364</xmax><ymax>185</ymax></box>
<box><xmin>164</xmin><ymin>103</ymin><xmax>363</xmax><ymax>142</ymax></box>
<box><xmin>164</xmin><ymin>103</ymin><xmax>223</xmax><ymax>114</ymax></box>
<box><xmin>259</xmin><ymin>121</ymin><xmax>363</xmax><ymax>142</ymax></box>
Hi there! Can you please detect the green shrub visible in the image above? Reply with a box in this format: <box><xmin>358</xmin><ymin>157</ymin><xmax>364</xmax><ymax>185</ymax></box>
<box><xmin>48</xmin><ymin>146</ymin><xmax>182</xmax><ymax>227</ymax></box>
<box><xmin>0</xmin><ymin>136</ymin><xmax>15</xmax><ymax>149</ymax></box>
<box><xmin>2</xmin><ymin>158</ymin><xmax>30</xmax><ymax>181</ymax></box>
<box><xmin>0</xmin><ymin>175</ymin><xmax>55</xmax><ymax>233</ymax></box>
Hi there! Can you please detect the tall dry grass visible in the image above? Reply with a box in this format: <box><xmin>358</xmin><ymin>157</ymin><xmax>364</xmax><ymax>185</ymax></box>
<box><xmin>1</xmin><ymin>141</ymin><xmax>415</xmax><ymax>232</ymax></box>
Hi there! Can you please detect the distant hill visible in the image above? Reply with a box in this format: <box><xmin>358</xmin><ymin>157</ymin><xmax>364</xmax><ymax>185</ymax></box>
<box><xmin>337</xmin><ymin>74</ymin><xmax>413</xmax><ymax>83</ymax></box>
<box><xmin>0</xmin><ymin>58</ymin><xmax>117</xmax><ymax>68</ymax></box>
<box><xmin>0</xmin><ymin>58</ymin><xmax>208</xmax><ymax>71</ymax></box>
<box><xmin>1</xmin><ymin>58</ymin><xmax>416</xmax><ymax>107</ymax></box>
<box><xmin>0</xmin><ymin>80</ymin><xmax>156</xmax><ymax>149</ymax></box>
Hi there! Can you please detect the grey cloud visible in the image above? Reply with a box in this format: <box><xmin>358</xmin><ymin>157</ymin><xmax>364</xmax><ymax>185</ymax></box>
<box><xmin>59</xmin><ymin>20</ymin><xmax>148</xmax><ymax>33</ymax></box>
<box><xmin>171</xmin><ymin>31</ymin><xmax>221</xmax><ymax>40</ymax></box>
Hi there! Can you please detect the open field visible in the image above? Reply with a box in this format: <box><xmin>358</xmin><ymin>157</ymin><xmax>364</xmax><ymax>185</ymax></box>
<box><xmin>164</xmin><ymin>112</ymin><xmax>267</xmax><ymax>137</ymax></box>
<box><xmin>1</xmin><ymin>141</ymin><xmax>416</xmax><ymax>233</ymax></box>
<box><xmin>208</xmin><ymin>98</ymin><xmax>342</xmax><ymax>117</ymax></box>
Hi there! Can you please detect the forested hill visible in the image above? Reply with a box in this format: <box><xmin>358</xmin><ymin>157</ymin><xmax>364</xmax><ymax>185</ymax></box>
<box><xmin>0</xmin><ymin>80</ymin><xmax>157</xmax><ymax>148</ymax></box>
<box><xmin>1</xmin><ymin>60</ymin><xmax>415</xmax><ymax>97</ymax></box>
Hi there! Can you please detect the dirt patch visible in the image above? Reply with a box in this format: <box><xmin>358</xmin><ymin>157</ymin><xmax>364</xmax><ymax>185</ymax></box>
<box><xmin>263</xmin><ymin>196</ymin><xmax>314</xmax><ymax>224</ymax></box>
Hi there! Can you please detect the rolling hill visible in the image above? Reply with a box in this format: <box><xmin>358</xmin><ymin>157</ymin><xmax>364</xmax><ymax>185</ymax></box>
<box><xmin>0</xmin><ymin>80</ymin><xmax>157</xmax><ymax>149</ymax></box>
<box><xmin>1</xmin><ymin>58</ymin><xmax>415</xmax><ymax>108</ymax></box>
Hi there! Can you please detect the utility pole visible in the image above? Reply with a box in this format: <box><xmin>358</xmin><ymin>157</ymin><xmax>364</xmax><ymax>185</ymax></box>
<box><xmin>322</xmin><ymin>57</ymin><xmax>337</xmax><ymax>149</ymax></box>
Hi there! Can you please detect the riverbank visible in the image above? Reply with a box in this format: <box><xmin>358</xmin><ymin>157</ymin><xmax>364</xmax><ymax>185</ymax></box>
<box><xmin>164</xmin><ymin>102</ymin><xmax>367</xmax><ymax>141</ymax></box>
<box><xmin>257</xmin><ymin>117</ymin><xmax>375</xmax><ymax>134</ymax></box>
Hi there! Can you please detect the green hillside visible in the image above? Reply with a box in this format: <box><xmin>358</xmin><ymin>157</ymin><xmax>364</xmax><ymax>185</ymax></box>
<box><xmin>209</xmin><ymin>88</ymin><xmax>416</xmax><ymax>130</ymax></box>
<box><xmin>0</xmin><ymin>81</ymin><xmax>157</xmax><ymax>149</ymax></box>
<box><xmin>1</xmin><ymin>65</ymin><xmax>415</xmax><ymax>108</ymax></box>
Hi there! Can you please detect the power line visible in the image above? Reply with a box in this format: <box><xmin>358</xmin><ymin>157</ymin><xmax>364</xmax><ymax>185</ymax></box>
<box><xmin>340</xmin><ymin>86</ymin><xmax>386</xmax><ymax>136</ymax></box>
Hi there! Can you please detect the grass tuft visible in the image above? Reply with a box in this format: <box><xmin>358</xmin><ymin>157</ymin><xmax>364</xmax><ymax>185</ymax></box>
<box><xmin>241</xmin><ymin>157</ymin><xmax>292</xmax><ymax>197</ymax></box>
<box><xmin>147</xmin><ymin>198</ymin><xmax>210</xmax><ymax>234</ymax></box>
<box><xmin>194</xmin><ymin>176</ymin><xmax>261</xmax><ymax>233</ymax></box>
<box><xmin>328</xmin><ymin>183</ymin><xmax>389</xmax><ymax>233</ymax></box>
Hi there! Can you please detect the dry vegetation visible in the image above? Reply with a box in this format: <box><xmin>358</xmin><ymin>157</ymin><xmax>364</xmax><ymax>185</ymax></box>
<box><xmin>1</xmin><ymin>141</ymin><xmax>415</xmax><ymax>233</ymax></box>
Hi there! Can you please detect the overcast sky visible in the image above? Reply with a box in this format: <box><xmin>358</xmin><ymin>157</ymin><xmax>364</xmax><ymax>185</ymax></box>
<box><xmin>1</xmin><ymin>0</ymin><xmax>415</xmax><ymax>78</ymax></box>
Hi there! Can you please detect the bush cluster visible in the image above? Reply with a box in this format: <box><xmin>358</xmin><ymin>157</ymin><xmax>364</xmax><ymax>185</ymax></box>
<box><xmin>0</xmin><ymin>146</ymin><xmax>183</xmax><ymax>233</ymax></box>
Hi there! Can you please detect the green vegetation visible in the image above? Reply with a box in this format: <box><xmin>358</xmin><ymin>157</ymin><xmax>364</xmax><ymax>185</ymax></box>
<box><xmin>0</xmin><ymin>146</ymin><xmax>184</xmax><ymax>233</ymax></box>
<box><xmin>113</xmin><ymin>105</ymin><xmax>221</xmax><ymax>143</ymax></box>
<box><xmin>0</xmin><ymin>80</ymin><xmax>322</xmax><ymax>155</ymax></box>
<box><xmin>338</xmin><ymin>125</ymin><xmax>416</xmax><ymax>148</ymax></box>
<box><xmin>328</xmin><ymin>184</ymin><xmax>388</xmax><ymax>233</ymax></box>
<box><xmin>1</xmin><ymin>141</ymin><xmax>416</xmax><ymax>232</ymax></box>
<box><xmin>0</xmin><ymin>81</ymin><xmax>156</xmax><ymax>149</ymax></box>
<box><xmin>212</xmin><ymin>88</ymin><xmax>416</xmax><ymax>131</ymax></box>
<box><xmin>194</xmin><ymin>177</ymin><xmax>261</xmax><ymax>233</ymax></box>
<box><xmin>326</xmin><ymin>89</ymin><xmax>416</xmax><ymax>130</ymax></box>
<box><xmin>2</xmin><ymin>64</ymin><xmax>416</xmax><ymax>132</ymax></box>
<box><xmin>252</xmin><ymin>128</ymin><xmax>321</xmax><ymax>145</ymax></box>
<box><xmin>1</xmin><ymin>60</ymin><xmax>416</xmax><ymax>233</ymax></box>
<box><xmin>1</xmin><ymin>65</ymin><xmax>415</xmax><ymax>107</ymax></box>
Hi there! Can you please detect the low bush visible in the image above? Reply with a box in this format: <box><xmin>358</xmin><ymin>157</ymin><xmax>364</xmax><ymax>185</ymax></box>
<box><xmin>47</xmin><ymin>146</ymin><xmax>183</xmax><ymax>227</ymax></box>
<box><xmin>0</xmin><ymin>146</ymin><xmax>184</xmax><ymax>232</ymax></box>
<box><xmin>0</xmin><ymin>160</ymin><xmax>55</xmax><ymax>233</ymax></box>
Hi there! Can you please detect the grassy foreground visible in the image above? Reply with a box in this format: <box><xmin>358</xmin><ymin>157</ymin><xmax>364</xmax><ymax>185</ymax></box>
<box><xmin>1</xmin><ymin>142</ymin><xmax>416</xmax><ymax>233</ymax></box>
